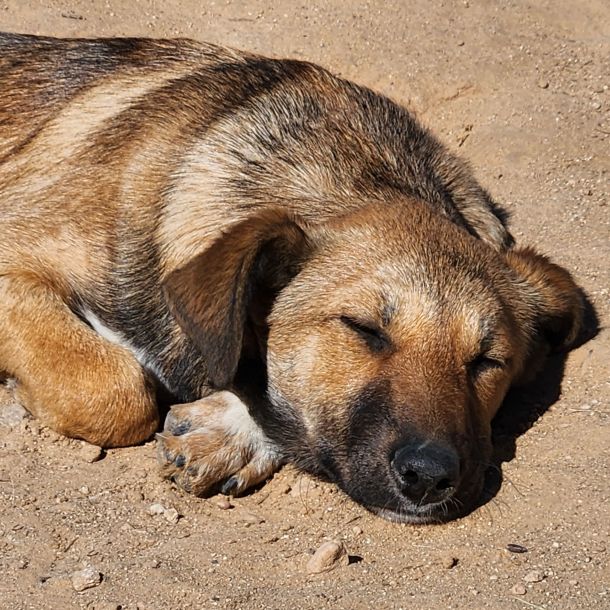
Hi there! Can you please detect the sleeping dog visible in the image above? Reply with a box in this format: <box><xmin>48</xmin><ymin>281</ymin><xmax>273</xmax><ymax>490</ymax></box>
<box><xmin>0</xmin><ymin>33</ymin><xmax>583</xmax><ymax>523</ymax></box>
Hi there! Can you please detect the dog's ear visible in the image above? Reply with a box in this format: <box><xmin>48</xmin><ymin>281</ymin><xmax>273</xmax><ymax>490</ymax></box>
<box><xmin>506</xmin><ymin>247</ymin><xmax>584</xmax><ymax>372</ymax></box>
<box><xmin>163</xmin><ymin>209</ymin><xmax>313</xmax><ymax>389</ymax></box>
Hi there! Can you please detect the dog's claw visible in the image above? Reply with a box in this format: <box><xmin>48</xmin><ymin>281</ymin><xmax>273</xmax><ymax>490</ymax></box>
<box><xmin>163</xmin><ymin>412</ymin><xmax>191</xmax><ymax>436</ymax></box>
<box><xmin>220</xmin><ymin>476</ymin><xmax>240</xmax><ymax>496</ymax></box>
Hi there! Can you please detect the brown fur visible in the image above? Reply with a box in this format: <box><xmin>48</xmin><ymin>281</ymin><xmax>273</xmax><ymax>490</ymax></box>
<box><xmin>0</xmin><ymin>33</ymin><xmax>583</xmax><ymax>522</ymax></box>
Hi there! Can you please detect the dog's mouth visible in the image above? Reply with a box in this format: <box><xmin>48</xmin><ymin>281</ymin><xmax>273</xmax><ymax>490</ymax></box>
<box><xmin>363</xmin><ymin>479</ymin><xmax>484</xmax><ymax>524</ymax></box>
<box><xmin>337</xmin><ymin>462</ymin><xmax>487</xmax><ymax>525</ymax></box>
<box><xmin>375</xmin><ymin>502</ymin><xmax>461</xmax><ymax>524</ymax></box>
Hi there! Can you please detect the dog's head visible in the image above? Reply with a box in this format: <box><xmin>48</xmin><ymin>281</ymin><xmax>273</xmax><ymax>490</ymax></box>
<box><xmin>164</xmin><ymin>202</ymin><xmax>583</xmax><ymax>523</ymax></box>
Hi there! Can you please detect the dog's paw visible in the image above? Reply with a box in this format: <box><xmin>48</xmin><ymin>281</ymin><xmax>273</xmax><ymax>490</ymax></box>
<box><xmin>156</xmin><ymin>391</ymin><xmax>283</xmax><ymax>496</ymax></box>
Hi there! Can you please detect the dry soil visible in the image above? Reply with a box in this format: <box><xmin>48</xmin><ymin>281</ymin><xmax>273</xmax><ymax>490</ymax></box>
<box><xmin>0</xmin><ymin>1</ymin><xmax>609</xmax><ymax>609</ymax></box>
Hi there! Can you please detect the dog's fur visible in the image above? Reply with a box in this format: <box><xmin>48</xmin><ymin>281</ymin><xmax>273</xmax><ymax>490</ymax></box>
<box><xmin>0</xmin><ymin>33</ymin><xmax>583</xmax><ymax>523</ymax></box>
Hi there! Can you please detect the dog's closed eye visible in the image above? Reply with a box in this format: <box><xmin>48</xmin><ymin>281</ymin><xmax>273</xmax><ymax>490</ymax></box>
<box><xmin>339</xmin><ymin>315</ymin><xmax>390</xmax><ymax>352</ymax></box>
<box><xmin>468</xmin><ymin>353</ymin><xmax>506</xmax><ymax>378</ymax></box>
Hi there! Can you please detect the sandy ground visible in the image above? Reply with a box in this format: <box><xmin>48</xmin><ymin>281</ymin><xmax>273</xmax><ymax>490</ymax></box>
<box><xmin>0</xmin><ymin>1</ymin><xmax>609</xmax><ymax>609</ymax></box>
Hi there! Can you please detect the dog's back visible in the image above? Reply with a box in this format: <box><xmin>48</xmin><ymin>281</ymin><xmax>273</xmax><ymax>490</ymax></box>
<box><xmin>0</xmin><ymin>33</ymin><xmax>510</xmax><ymax>250</ymax></box>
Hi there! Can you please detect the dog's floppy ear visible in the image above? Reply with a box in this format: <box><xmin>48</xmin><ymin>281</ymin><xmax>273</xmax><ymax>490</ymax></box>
<box><xmin>163</xmin><ymin>208</ymin><xmax>312</xmax><ymax>389</ymax></box>
<box><xmin>507</xmin><ymin>247</ymin><xmax>584</xmax><ymax>364</ymax></box>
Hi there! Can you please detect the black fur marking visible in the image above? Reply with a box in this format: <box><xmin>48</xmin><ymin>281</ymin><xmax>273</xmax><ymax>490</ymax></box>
<box><xmin>346</xmin><ymin>380</ymin><xmax>397</xmax><ymax>449</ymax></box>
<box><xmin>77</xmin><ymin>59</ymin><xmax>317</xmax><ymax>400</ymax></box>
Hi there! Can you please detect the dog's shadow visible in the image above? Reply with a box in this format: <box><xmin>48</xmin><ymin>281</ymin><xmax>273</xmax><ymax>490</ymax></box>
<box><xmin>476</xmin><ymin>295</ymin><xmax>599</xmax><ymax>511</ymax></box>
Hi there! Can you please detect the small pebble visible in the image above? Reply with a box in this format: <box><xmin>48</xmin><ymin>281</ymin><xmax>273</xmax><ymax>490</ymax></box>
<box><xmin>510</xmin><ymin>583</ymin><xmax>527</xmax><ymax>595</ymax></box>
<box><xmin>352</xmin><ymin>526</ymin><xmax>363</xmax><ymax>536</ymax></box>
<box><xmin>45</xmin><ymin>429</ymin><xmax>62</xmax><ymax>442</ymax></box>
<box><xmin>80</xmin><ymin>442</ymin><xmax>104</xmax><ymax>463</ymax></box>
<box><xmin>306</xmin><ymin>540</ymin><xmax>349</xmax><ymax>574</ymax></box>
<box><xmin>523</xmin><ymin>570</ymin><xmax>544</xmax><ymax>583</ymax></box>
<box><xmin>569</xmin><ymin>579</ymin><xmax>579</xmax><ymax>587</ymax></box>
<box><xmin>71</xmin><ymin>565</ymin><xmax>102</xmax><ymax>592</ymax></box>
<box><xmin>147</xmin><ymin>503</ymin><xmax>166</xmax><ymax>516</ymax></box>
<box><xmin>215</xmin><ymin>497</ymin><xmax>233</xmax><ymax>510</ymax></box>
<box><xmin>164</xmin><ymin>508</ymin><xmax>180</xmax><ymax>524</ymax></box>
<box><xmin>507</xmin><ymin>543</ymin><xmax>528</xmax><ymax>554</ymax></box>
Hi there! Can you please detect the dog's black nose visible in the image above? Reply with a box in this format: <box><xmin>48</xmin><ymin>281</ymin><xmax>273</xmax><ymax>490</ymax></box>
<box><xmin>391</xmin><ymin>441</ymin><xmax>459</xmax><ymax>505</ymax></box>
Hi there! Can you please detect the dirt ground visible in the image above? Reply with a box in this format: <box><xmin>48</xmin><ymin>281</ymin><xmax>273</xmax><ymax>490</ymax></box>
<box><xmin>0</xmin><ymin>1</ymin><xmax>608</xmax><ymax>609</ymax></box>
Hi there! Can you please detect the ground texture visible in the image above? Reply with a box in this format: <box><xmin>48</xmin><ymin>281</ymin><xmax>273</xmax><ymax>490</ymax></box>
<box><xmin>0</xmin><ymin>1</ymin><xmax>608</xmax><ymax>609</ymax></box>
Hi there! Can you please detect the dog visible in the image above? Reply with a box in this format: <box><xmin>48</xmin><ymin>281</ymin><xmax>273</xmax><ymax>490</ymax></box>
<box><xmin>0</xmin><ymin>33</ymin><xmax>583</xmax><ymax>523</ymax></box>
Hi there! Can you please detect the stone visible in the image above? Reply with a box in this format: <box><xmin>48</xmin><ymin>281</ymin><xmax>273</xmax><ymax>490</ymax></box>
<box><xmin>71</xmin><ymin>565</ymin><xmax>102</xmax><ymax>591</ymax></box>
<box><xmin>146</xmin><ymin>503</ymin><xmax>166</xmax><ymax>516</ymax></box>
<box><xmin>80</xmin><ymin>442</ymin><xmax>104</xmax><ymax>463</ymax></box>
<box><xmin>215</xmin><ymin>497</ymin><xmax>233</xmax><ymax>510</ymax></box>
<box><xmin>290</xmin><ymin>476</ymin><xmax>318</xmax><ymax>498</ymax></box>
<box><xmin>240</xmin><ymin>511</ymin><xmax>265</xmax><ymax>526</ymax></box>
<box><xmin>439</xmin><ymin>554</ymin><xmax>458</xmax><ymax>569</ymax></box>
<box><xmin>164</xmin><ymin>508</ymin><xmax>180</xmax><ymax>524</ymax></box>
<box><xmin>306</xmin><ymin>540</ymin><xmax>349</xmax><ymax>574</ymax></box>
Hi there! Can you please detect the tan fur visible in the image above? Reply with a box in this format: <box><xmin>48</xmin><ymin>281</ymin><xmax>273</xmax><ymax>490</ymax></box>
<box><xmin>0</xmin><ymin>275</ymin><xmax>158</xmax><ymax>446</ymax></box>
<box><xmin>0</xmin><ymin>34</ymin><xmax>584</xmax><ymax>522</ymax></box>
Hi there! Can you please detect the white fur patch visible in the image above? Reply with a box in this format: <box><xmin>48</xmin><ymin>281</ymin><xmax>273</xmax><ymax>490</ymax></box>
<box><xmin>81</xmin><ymin>308</ymin><xmax>162</xmax><ymax>379</ymax></box>
<box><xmin>200</xmin><ymin>391</ymin><xmax>275</xmax><ymax>453</ymax></box>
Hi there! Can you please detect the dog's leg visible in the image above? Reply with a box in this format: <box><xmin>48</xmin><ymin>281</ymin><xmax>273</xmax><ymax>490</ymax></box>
<box><xmin>157</xmin><ymin>391</ymin><xmax>283</xmax><ymax>496</ymax></box>
<box><xmin>0</xmin><ymin>274</ymin><xmax>159</xmax><ymax>447</ymax></box>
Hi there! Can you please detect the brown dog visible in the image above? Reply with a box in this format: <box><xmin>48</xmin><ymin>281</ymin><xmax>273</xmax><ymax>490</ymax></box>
<box><xmin>0</xmin><ymin>33</ymin><xmax>583</xmax><ymax>523</ymax></box>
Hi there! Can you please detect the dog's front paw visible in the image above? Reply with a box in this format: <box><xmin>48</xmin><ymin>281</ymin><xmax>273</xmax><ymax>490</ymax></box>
<box><xmin>156</xmin><ymin>391</ymin><xmax>283</xmax><ymax>496</ymax></box>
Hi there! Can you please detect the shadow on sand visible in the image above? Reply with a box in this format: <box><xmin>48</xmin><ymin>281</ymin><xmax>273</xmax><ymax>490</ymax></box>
<box><xmin>477</xmin><ymin>293</ymin><xmax>600</xmax><ymax>509</ymax></box>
